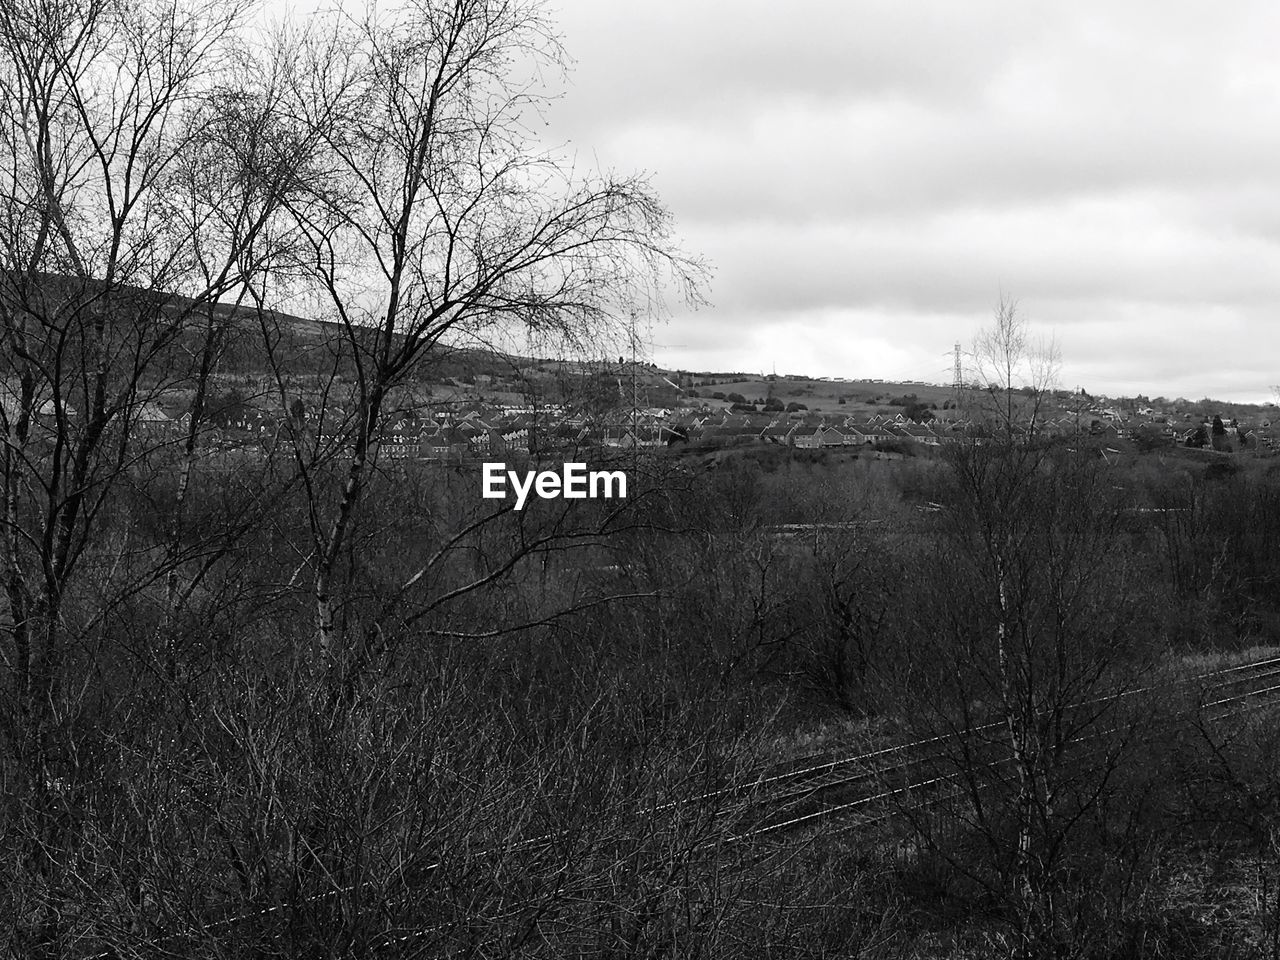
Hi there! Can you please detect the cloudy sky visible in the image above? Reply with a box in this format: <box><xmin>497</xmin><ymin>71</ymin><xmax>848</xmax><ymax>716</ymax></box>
<box><xmin>532</xmin><ymin>0</ymin><xmax>1280</xmax><ymax>403</ymax></box>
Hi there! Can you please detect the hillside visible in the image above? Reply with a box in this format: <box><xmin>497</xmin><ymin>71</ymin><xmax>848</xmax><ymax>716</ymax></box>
<box><xmin>23</xmin><ymin>276</ymin><xmax>1266</xmax><ymax>423</ymax></box>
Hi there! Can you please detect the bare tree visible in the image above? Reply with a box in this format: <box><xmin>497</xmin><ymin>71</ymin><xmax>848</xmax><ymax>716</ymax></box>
<box><xmin>895</xmin><ymin>444</ymin><xmax>1158</xmax><ymax>956</ymax></box>
<box><xmin>969</xmin><ymin>294</ymin><xmax>1060</xmax><ymax>442</ymax></box>
<box><xmin>5</xmin><ymin>0</ymin><xmax>175</xmax><ymax>742</ymax></box>
<box><xmin>249</xmin><ymin>0</ymin><xmax>707</xmax><ymax>665</ymax></box>
<box><xmin>0</xmin><ymin>0</ymin><xmax>322</xmax><ymax>886</ymax></box>
<box><xmin>0</xmin><ymin>3</ymin><xmax>337</xmax><ymax>953</ymax></box>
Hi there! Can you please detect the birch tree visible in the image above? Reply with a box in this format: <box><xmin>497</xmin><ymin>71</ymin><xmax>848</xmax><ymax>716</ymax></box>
<box><xmin>970</xmin><ymin>294</ymin><xmax>1060</xmax><ymax>442</ymax></box>
<box><xmin>259</xmin><ymin>0</ymin><xmax>707</xmax><ymax>665</ymax></box>
<box><xmin>0</xmin><ymin>0</ymin><xmax>314</xmax><ymax>787</ymax></box>
<box><xmin>900</xmin><ymin>443</ymin><xmax>1156</xmax><ymax>956</ymax></box>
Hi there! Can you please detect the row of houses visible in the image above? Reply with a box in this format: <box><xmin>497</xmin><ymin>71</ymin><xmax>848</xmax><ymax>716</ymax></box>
<box><xmin>679</xmin><ymin>410</ymin><xmax>1280</xmax><ymax>450</ymax></box>
<box><xmin>680</xmin><ymin>412</ymin><xmax>1092</xmax><ymax>449</ymax></box>
<box><xmin>7</xmin><ymin>379</ymin><xmax>1277</xmax><ymax>458</ymax></box>
<box><xmin>189</xmin><ymin>407</ymin><xmax>1280</xmax><ymax>458</ymax></box>
<box><xmin>74</xmin><ymin>398</ymin><xmax>1280</xmax><ymax>458</ymax></box>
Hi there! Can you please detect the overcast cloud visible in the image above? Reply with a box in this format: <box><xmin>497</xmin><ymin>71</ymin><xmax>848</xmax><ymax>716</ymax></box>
<box><xmin>534</xmin><ymin>0</ymin><xmax>1280</xmax><ymax>402</ymax></box>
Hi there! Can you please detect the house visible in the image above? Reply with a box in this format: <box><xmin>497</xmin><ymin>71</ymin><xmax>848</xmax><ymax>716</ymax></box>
<box><xmin>547</xmin><ymin>423</ymin><xmax>590</xmax><ymax>451</ymax></box>
<box><xmin>659</xmin><ymin>424</ymin><xmax>690</xmax><ymax>446</ymax></box>
<box><xmin>133</xmin><ymin>401</ymin><xmax>179</xmax><ymax>437</ymax></box>
<box><xmin>792</xmin><ymin>426</ymin><xmax>822</xmax><ymax>449</ymax></box>
<box><xmin>496</xmin><ymin>415</ymin><xmax>533</xmax><ymax>453</ymax></box>
<box><xmin>842</xmin><ymin>424</ymin><xmax>871</xmax><ymax>445</ymax></box>
<box><xmin>633</xmin><ymin>426</ymin><xmax>663</xmax><ymax>448</ymax></box>
<box><xmin>819</xmin><ymin>425</ymin><xmax>848</xmax><ymax>447</ymax></box>
<box><xmin>899</xmin><ymin>423</ymin><xmax>941</xmax><ymax>445</ymax></box>
<box><xmin>761</xmin><ymin>422</ymin><xmax>795</xmax><ymax>445</ymax></box>
<box><xmin>602</xmin><ymin>426</ymin><xmax>632</xmax><ymax>448</ymax></box>
<box><xmin>1088</xmin><ymin>420</ymin><xmax>1119</xmax><ymax>441</ymax></box>
<box><xmin>456</xmin><ymin>423</ymin><xmax>492</xmax><ymax>456</ymax></box>
<box><xmin>375</xmin><ymin>435</ymin><xmax>421</xmax><ymax>459</ymax></box>
<box><xmin>856</xmin><ymin>421</ymin><xmax>893</xmax><ymax>444</ymax></box>
<box><xmin>422</xmin><ymin>427</ymin><xmax>470</xmax><ymax>461</ymax></box>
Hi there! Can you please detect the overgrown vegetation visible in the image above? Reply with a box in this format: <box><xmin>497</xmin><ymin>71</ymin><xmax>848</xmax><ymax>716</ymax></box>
<box><xmin>4</xmin><ymin>419</ymin><xmax>1280</xmax><ymax>956</ymax></box>
<box><xmin>1</xmin><ymin>0</ymin><xmax>1278</xmax><ymax>957</ymax></box>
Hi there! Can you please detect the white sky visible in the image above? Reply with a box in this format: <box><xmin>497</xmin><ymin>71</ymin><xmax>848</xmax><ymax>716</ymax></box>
<box><xmin>275</xmin><ymin>1</ymin><xmax>1280</xmax><ymax>403</ymax></box>
<box><xmin>538</xmin><ymin>0</ymin><xmax>1280</xmax><ymax>404</ymax></box>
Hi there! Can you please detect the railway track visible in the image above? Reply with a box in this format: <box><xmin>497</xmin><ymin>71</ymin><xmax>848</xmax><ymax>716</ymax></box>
<box><xmin>75</xmin><ymin>652</ymin><xmax>1280</xmax><ymax>958</ymax></box>
<box><xmin>377</xmin><ymin>656</ymin><xmax>1280</xmax><ymax>956</ymax></box>
<box><xmin>736</xmin><ymin>653</ymin><xmax>1280</xmax><ymax>843</ymax></box>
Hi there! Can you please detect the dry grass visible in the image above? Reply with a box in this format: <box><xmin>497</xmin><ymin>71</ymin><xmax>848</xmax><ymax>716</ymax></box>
<box><xmin>1177</xmin><ymin>645</ymin><xmax>1280</xmax><ymax>674</ymax></box>
<box><xmin>756</xmin><ymin>712</ymin><xmax>903</xmax><ymax>767</ymax></box>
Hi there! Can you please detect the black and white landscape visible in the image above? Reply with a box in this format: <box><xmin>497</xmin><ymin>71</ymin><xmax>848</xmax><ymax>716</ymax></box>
<box><xmin>2</xmin><ymin>2</ymin><xmax>1280</xmax><ymax>958</ymax></box>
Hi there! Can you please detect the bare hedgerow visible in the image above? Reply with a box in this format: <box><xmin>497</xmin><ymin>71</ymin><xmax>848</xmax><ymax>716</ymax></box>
<box><xmin>0</xmin><ymin>637</ymin><xmax>903</xmax><ymax>958</ymax></box>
